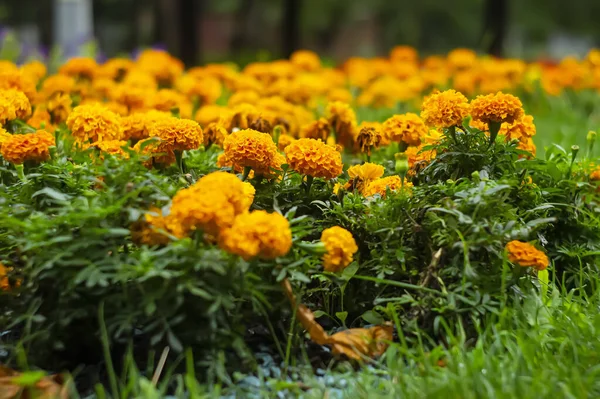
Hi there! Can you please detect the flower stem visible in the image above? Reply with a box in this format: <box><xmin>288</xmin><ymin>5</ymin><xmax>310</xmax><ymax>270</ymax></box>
<box><xmin>242</xmin><ymin>166</ymin><xmax>252</xmax><ymax>181</ymax></box>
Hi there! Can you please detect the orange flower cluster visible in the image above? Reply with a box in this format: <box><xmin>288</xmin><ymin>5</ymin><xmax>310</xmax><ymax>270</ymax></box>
<box><xmin>285</xmin><ymin>138</ymin><xmax>343</xmax><ymax>179</ymax></box>
<box><xmin>0</xmin><ymin>130</ymin><xmax>55</xmax><ymax>164</ymax></box>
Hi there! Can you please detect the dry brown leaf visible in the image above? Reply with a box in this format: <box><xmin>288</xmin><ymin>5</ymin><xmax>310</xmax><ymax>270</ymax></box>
<box><xmin>0</xmin><ymin>365</ymin><xmax>69</xmax><ymax>399</ymax></box>
<box><xmin>329</xmin><ymin>324</ymin><xmax>393</xmax><ymax>360</ymax></box>
<box><xmin>281</xmin><ymin>278</ymin><xmax>394</xmax><ymax>360</ymax></box>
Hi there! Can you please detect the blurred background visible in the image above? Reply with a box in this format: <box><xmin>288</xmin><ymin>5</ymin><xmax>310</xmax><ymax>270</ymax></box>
<box><xmin>1</xmin><ymin>0</ymin><xmax>600</xmax><ymax>66</ymax></box>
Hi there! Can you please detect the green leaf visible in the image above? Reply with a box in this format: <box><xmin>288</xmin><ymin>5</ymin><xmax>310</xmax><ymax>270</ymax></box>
<box><xmin>361</xmin><ymin>310</ymin><xmax>384</xmax><ymax>325</ymax></box>
<box><xmin>11</xmin><ymin>371</ymin><xmax>47</xmax><ymax>386</ymax></box>
<box><xmin>313</xmin><ymin>310</ymin><xmax>327</xmax><ymax>318</ymax></box>
<box><xmin>335</xmin><ymin>311</ymin><xmax>348</xmax><ymax>323</ymax></box>
<box><xmin>341</xmin><ymin>262</ymin><xmax>359</xmax><ymax>281</ymax></box>
<box><xmin>32</xmin><ymin>187</ymin><xmax>71</xmax><ymax>202</ymax></box>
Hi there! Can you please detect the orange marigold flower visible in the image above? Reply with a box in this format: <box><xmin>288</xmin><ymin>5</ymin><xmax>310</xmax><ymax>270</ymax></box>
<box><xmin>59</xmin><ymin>57</ymin><xmax>98</xmax><ymax>80</ymax></box>
<box><xmin>169</xmin><ymin>171</ymin><xmax>249</xmax><ymax>236</ymax></box>
<box><xmin>517</xmin><ymin>137</ymin><xmax>536</xmax><ymax>158</ymax></box>
<box><xmin>0</xmin><ymin>129</ymin><xmax>55</xmax><ymax>164</ymax></box>
<box><xmin>122</xmin><ymin>110</ymin><xmax>170</xmax><ymax>142</ymax></box>
<box><xmin>405</xmin><ymin>145</ymin><xmax>436</xmax><ymax>172</ymax></box>
<box><xmin>111</xmin><ymin>84</ymin><xmax>152</xmax><ymax>111</ymax></box>
<box><xmin>242</xmin><ymin>181</ymin><xmax>256</xmax><ymax>209</ymax></box>
<box><xmin>290</xmin><ymin>50</ymin><xmax>321</xmax><ymax>72</ymax></box>
<box><xmin>346</xmin><ymin>162</ymin><xmax>385</xmax><ymax>194</ymax></box>
<box><xmin>223</xmin><ymin>129</ymin><xmax>278</xmax><ymax>175</ymax></box>
<box><xmin>97</xmin><ymin>58</ymin><xmax>135</xmax><ymax>80</ymax></box>
<box><xmin>87</xmin><ymin>140</ymin><xmax>130</xmax><ymax>158</ymax></box>
<box><xmin>285</xmin><ymin>138</ymin><xmax>343</xmax><ymax>179</ymax></box>
<box><xmin>47</xmin><ymin>92</ymin><xmax>72</xmax><ymax>124</ymax></box>
<box><xmin>136</xmin><ymin>49</ymin><xmax>184</xmax><ymax>84</ymax></box>
<box><xmin>0</xmin><ymin>69</ymin><xmax>37</xmax><ymax>101</ymax></box>
<box><xmin>505</xmin><ymin>240</ymin><xmax>549</xmax><ymax>271</ymax></box>
<box><xmin>447</xmin><ymin>48</ymin><xmax>477</xmax><ymax>70</ymax></box>
<box><xmin>67</xmin><ymin>103</ymin><xmax>122</xmax><ymax>143</ymax></box>
<box><xmin>364</xmin><ymin>176</ymin><xmax>413</xmax><ymax>198</ymax></box>
<box><xmin>0</xmin><ymin>263</ymin><xmax>9</xmax><ymax>291</ymax></box>
<box><xmin>133</xmin><ymin>137</ymin><xmax>176</xmax><ymax>167</ymax></box>
<box><xmin>590</xmin><ymin>166</ymin><xmax>600</xmax><ymax>181</ymax></box>
<box><xmin>131</xmin><ymin>207</ymin><xmax>184</xmax><ymax>246</ymax></box>
<box><xmin>278</xmin><ymin>133</ymin><xmax>296</xmax><ymax>151</ymax></box>
<box><xmin>420</xmin><ymin>89</ymin><xmax>470</xmax><ymax>128</ymax></box>
<box><xmin>150</xmin><ymin>117</ymin><xmax>203</xmax><ymax>152</ymax></box>
<box><xmin>382</xmin><ymin>113</ymin><xmax>428</xmax><ymax>147</ymax></box>
<box><xmin>20</xmin><ymin>60</ymin><xmax>47</xmax><ymax>83</ymax></box>
<box><xmin>219</xmin><ymin>210</ymin><xmax>292</xmax><ymax>260</ymax></box>
<box><xmin>470</xmin><ymin>92</ymin><xmax>524</xmax><ymax>125</ymax></box>
<box><xmin>0</xmin><ymin>89</ymin><xmax>32</xmax><ymax>123</ymax></box>
<box><xmin>390</xmin><ymin>45</ymin><xmax>419</xmax><ymax>64</ymax></box>
<box><xmin>41</xmin><ymin>74</ymin><xmax>76</xmax><ymax>99</ymax></box>
<box><xmin>27</xmin><ymin>107</ymin><xmax>53</xmax><ymax>130</ymax></box>
<box><xmin>149</xmin><ymin>89</ymin><xmax>189</xmax><ymax>113</ymax></box>
<box><xmin>499</xmin><ymin>114</ymin><xmax>536</xmax><ymax>141</ymax></box>
<box><xmin>176</xmin><ymin>74</ymin><xmax>222</xmax><ymax>104</ymax></box>
<box><xmin>195</xmin><ymin>104</ymin><xmax>227</xmax><ymax>127</ymax></box>
<box><xmin>300</xmin><ymin>118</ymin><xmax>331</xmax><ymax>141</ymax></box>
<box><xmin>321</xmin><ymin>226</ymin><xmax>358</xmax><ymax>273</ymax></box>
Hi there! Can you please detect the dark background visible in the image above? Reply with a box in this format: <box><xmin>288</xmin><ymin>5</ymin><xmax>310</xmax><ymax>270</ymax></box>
<box><xmin>2</xmin><ymin>0</ymin><xmax>600</xmax><ymax>65</ymax></box>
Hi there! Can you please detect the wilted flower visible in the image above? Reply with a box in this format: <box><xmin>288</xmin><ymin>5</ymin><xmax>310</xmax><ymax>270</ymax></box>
<box><xmin>356</xmin><ymin>126</ymin><xmax>382</xmax><ymax>156</ymax></box>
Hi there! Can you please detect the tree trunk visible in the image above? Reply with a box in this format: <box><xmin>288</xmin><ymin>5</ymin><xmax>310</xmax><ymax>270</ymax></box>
<box><xmin>179</xmin><ymin>0</ymin><xmax>201</xmax><ymax>66</ymax></box>
<box><xmin>483</xmin><ymin>0</ymin><xmax>508</xmax><ymax>57</ymax></box>
<box><xmin>282</xmin><ymin>0</ymin><xmax>300</xmax><ymax>57</ymax></box>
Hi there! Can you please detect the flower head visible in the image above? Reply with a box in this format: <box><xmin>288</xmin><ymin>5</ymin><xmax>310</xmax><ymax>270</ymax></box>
<box><xmin>203</xmin><ymin>122</ymin><xmax>228</xmax><ymax>147</ymax></box>
<box><xmin>150</xmin><ymin>117</ymin><xmax>203</xmax><ymax>152</ymax></box>
<box><xmin>290</xmin><ymin>50</ymin><xmax>321</xmax><ymax>71</ymax></box>
<box><xmin>470</xmin><ymin>92</ymin><xmax>524</xmax><ymax>125</ymax></box>
<box><xmin>382</xmin><ymin>113</ymin><xmax>428</xmax><ymax>146</ymax></box>
<box><xmin>219</xmin><ymin>210</ymin><xmax>292</xmax><ymax>260</ymax></box>
<box><xmin>87</xmin><ymin>140</ymin><xmax>130</xmax><ymax>158</ymax></box>
<box><xmin>59</xmin><ymin>57</ymin><xmax>98</xmax><ymax>80</ymax></box>
<box><xmin>122</xmin><ymin>110</ymin><xmax>170</xmax><ymax>142</ymax></box>
<box><xmin>356</xmin><ymin>126</ymin><xmax>382</xmax><ymax>155</ymax></box>
<box><xmin>499</xmin><ymin>114</ymin><xmax>536</xmax><ymax>141</ymax></box>
<box><xmin>364</xmin><ymin>176</ymin><xmax>413</xmax><ymax>198</ymax></box>
<box><xmin>67</xmin><ymin>104</ymin><xmax>122</xmax><ymax>143</ymax></box>
<box><xmin>169</xmin><ymin>171</ymin><xmax>250</xmax><ymax>236</ymax></box>
<box><xmin>321</xmin><ymin>226</ymin><xmax>358</xmax><ymax>272</ymax></box>
<box><xmin>300</xmin><ymin>118</ymin><xmax>331</xmax><ymax>141</ymax></box>
<box><xmin>326</xmin><ymin>101</ymin><xmax>358</xmax><ymax>148</ymax></box>
<box><xmin>223</xmin><ymin>129</ymin><xmax>278</xmax><ymax>175</ymax></box>
<box><xmin>1</xmin><ymin>130</ymin><xmax>55</xmax><ymax>164</ymax></box>
<box><xmin>420</xmin><ymin>89</ymin><xmax>470</xmax><ymax>128</ymax></box>
<box><xmin>505</xmin><ymin>240</ymin><xmax>549</xmax><ymax>271</ymax></box>
<box><xmin>133</xmin><ymin>137</ymin><xmax>176</xmax><ymax>167</ymax></box>
<box><xmin>47</xmin><ymin>92</ymin><xmax>72</xmax><ymax>124</ymax></box>
<box><xmin>285</xmin><ymin>138</ymin><xmax>343</xmax><ymax>179</ymax></box>
<box><xmin>0</xmin><ymin>89</ymin><xmax>32</xmax><ymax>123</ymax></box>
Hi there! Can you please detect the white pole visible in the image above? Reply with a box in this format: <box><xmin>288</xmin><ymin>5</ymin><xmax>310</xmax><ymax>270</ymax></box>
<box><xmin>53</xmin><ymin>0</ymin><xmax>94</xmax><ymax>58</ymax></box>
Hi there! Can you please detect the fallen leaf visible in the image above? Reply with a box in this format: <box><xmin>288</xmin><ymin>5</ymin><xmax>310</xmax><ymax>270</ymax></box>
<box><xmin>281</xmin><ymin>278</ymin><xmax>394</xmax><ymax>360</ymax></box>
<box><xmin>0</xmin><ymin>365</ymin><xmax>69</xmax><ymax>399</ymax></box>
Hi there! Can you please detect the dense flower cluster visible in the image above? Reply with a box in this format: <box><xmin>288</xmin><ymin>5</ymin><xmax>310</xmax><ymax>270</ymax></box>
<box><xmin>66</xmin><ymin>104</ymin><xmax>122</xmax><ymax>143</ymax></box>
<box><xmin>222</xmin><ymin>129</ymin><xmax>280</xmax><ymax>175</ymax></box>
<box><xmin>0</xmin><ymin>130</ymin><xmax>55</xmax><ymax>164</ymax></box>
<box><xmin>382</xmin><ymin>113</ymin><xmax>428</xmax><ymax>146</ymax></box>
<box><xmin>420</xmin><ymin>89</ymin><xmax>470</xmax><ymax>128</ymax></box>
<box><xmin>0</xmin><ymin>89</ymin><xmax>32</xmax><ymax>124</ymax></box>
<box><xmin>470</xmin><ymin>92</ymin><xmax>524</xmax><ymax>125</ymax></box>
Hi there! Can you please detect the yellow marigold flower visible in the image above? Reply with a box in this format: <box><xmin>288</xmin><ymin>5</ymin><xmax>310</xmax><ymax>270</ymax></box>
<box><xmin>505</xmin><ymin>240</ymin><xmax>549</xmax><ymax>271</ymax></box>
<box><xmin>21</xmin><ymin>60</ymin><xmax>47</xmax><ymax>83</ymax></box>
<box><xmin>356</xmin><ymin>126</ymin><xmax>382</xmax><ymax>156</ymax></box>
<box><xmin>87</xmin><ymin>140</ymin><xmax>130</xmax><ymax>158</ymax></box>
<box><xmin>204</xmin><ymin>122</ymin><xmax>228</xmax><ymax>147</ymax></box>
<box><xmin>0</xmin><ymin>69</ymin><xmax>37</xmax><ymax>101</ymax></box>
<box><xmin>242</xmin><ymin>181</ymin><xmax>256</xmax><ymax>209</ymax></box>
<box><xmin>0</xmin><ymin>89</ymin><xmax>32</xmax><ymax>123</ymax></box>
<box><xmin>122</xmin><ymin>110</ymin><xmax>170</xmax><ymax>142</ymax></box>
<box><xmin>423</xmin><ymin>128</ymin><xmax>443</xmax><ymax>145</ymax></box>
<box><xmin>382</xmin><ymin>113</ymin><xmax>428</xmax><ymax>147</ymax></box>
<box><xmin>390</xmin><ymin>45</ymin><xmax>419</xmax><ymax>64</ymax></box>
<box><xmin>225</xmin><ymin>103</ymin><xmax>264</xmax><ymax>132</ymax></box>
<box><xmin>223</xmin><ymin>129</ymin><xmax>278</xmax><ymax>175</ymax></box>
<box><xmin>131</xmin><ymin>207</ymin><xmax>183</xmax><ymax>246</ymax></box>
<box><xmin>134</xmin><ymin>137</ymin><xmax>176</xmax><ymax>167</ymax></box>
<box><xmin>111</xmin><ymin>84</ymin><xmax>152</xmax><ymax>111</ymax></box>
<box><xmin>348</xmin><ymin>163</ymin><xmax>384</xmax><ymax>182</ymax></box>
<box><xmin>300</xmin><ymin>118</ymin><xmax>331</xmax><ymax>141</ymax></box>
<box><xmin>447</xmin><ymin>48</ymin><xmax>477</xmax><ymax>70</ymax></box>
<box><xmin>285</xmin><ymin>138</ymin><xmax>343</xmax><ymax>179</ymax></box>
<box><xmin>27</xmin><ymin>107</ymin><xmax>53</xmax><ymax>130</ymax></box>
<box><xmin>0</xmin><ymin>127</ymin><xmax>11</xmax><ymax>148</ymax></box>
<box><xmin>67</xmin><ymin>103</ymin><xmax>122</xmax><ymax>143</ymax></box>
<box><xmin>47</xmin><ymin>92</ymin><xmax>72</xmax><ymax>124</ymax></box>
<box><xmin>97</xmin><ymin>58</ymin><xmax>134</xmax><ymax>80</ymax></box>
<box><xmin>41</xmin><ymin>74</ymin><xmax>76</xmax><ymax>99</ymax></box>
<box><xmin>421</xmin><ymin>89</ymin><xmax>470</xmax><ymax>128</ymax></box>
<box><xmin>170</xmin><ymin>171</ymin><xmax>249</xmax><ymax>236</ymax></box>
<box><xmin>59</xmin><ymin>57</ymin><xmax>98</xmax><ymax>80</ymax></box>
<box><xmin>0</xmin><ymin>129</ymin><xmax>55</xmax><ymax>164</ymax></box>
<box><xmin>91</xmin><ymin>78</ymin><xmax>117</xmax><ymax>99</ymax></box>
<box><xmin>364</xmin><ymin>176</ymin><xmax>413</xmax><ymax>198</ymax></box>
<box><xmin>517</xmin><ymin>137</ymin><xmax>536</xmax><ymax>158</ymax></box>
<box><xmin>499</xmin><ymin>114</ymin><xmax>536</xmax><ymax>141</ymax></box>
<box><xmin>150</xmin><ymin>117</ymin><xmax>203</xmax><ymax>152</ymax></box>
<box><xmin>290</xmin><ymin>50</ymin><xmax>321</xmax><ymax>72</ymax></box>
<box><xmin>175</xmin><ymin>74</ymin><xmax>222</xmax><ymax>104</ymax></box>
<box><xmin>326</xmin><ymin>101</ymin><xmax>358</xmax><ymax>148</ymax></box>
<box><xmin>278</xmin><ymin>133</ymin><xmax>296</xmax><ymax>151</ymax></box>
<box><xmin>219</xmin><ymin>210</ymin><xmax>292</xmax><ymax>260</ymax></box>
<box><xmin>327</xmin><ymin>87</ymin><xmax>353</xmax><ymax>104</ymax></box>
<box><xmin>405</xmin><ymin>145</ymin><xmax>435</xmax><ymax>172</ymax></box>
<box><xmin>321</xmin><ymin>226</ymin><xmax>358</xmax><ymax>273</ymax></box>
<box><xmin>136</xmin><ymin>49</ymin><xmax>184</xmax><ymax>84</ymax></box>
<box><xmin>149</xmin><ymin>89</ymin><xmax>189</xmax><ymax>113</ymax></box>
<box><xmin>228</xmin><ymin>90</ymin><xmax>261</xmax><ymax>107</ymax></box>
<box><xmin>470</xmin><ymin>92</ymin><xmax>524</xmax><ymax>125</ymax></box>
<box><xmin>195</xmin><ymin>104</ymin><xmax>227</xmax><ymax>127</ymax></box>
